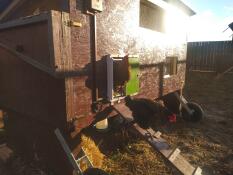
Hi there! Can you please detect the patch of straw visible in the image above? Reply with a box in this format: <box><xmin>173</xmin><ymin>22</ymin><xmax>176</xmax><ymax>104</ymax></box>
<box><xmin>81</xmin><ymin>134</ymin><xmax>104</xmax><ymax>171</ymax></box>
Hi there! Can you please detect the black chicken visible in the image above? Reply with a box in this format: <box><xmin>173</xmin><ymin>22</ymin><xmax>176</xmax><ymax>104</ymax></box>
<box><xmin>125</xmin><ymin>95</ymin><xmax>176</xmax><ymax>129</ymax></box>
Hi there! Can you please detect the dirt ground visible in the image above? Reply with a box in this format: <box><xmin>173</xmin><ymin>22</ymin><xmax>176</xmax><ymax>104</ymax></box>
<box><xmin>179</xmin><ymin>72</ymin><xmax>233</xmax><ymax>175</ymax></box>
<box><xmin>0</xmin><ymin>72</ymin><xmax>233</xmax><ymax>175</ymax></box>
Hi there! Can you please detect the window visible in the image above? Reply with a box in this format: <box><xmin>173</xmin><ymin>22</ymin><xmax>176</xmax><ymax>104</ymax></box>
<box><xmin>164</xmin><ymin>57</ymin><xmax>178</xmax><ymax>77</ymax></box>
<box><xmin>140</xmin><ymin>0</ymin><xmax>165</xmax><ymax>33</ymax></box>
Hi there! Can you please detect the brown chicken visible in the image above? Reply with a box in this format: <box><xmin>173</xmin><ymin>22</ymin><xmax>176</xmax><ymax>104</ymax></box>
<box><xmin>125</xmin><ymin>96</ymin><xmax>176</xmax><ymax>129</ymax></box>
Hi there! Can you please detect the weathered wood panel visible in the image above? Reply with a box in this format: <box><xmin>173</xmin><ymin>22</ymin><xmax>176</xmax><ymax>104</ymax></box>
<box><xmin>0</xmin><ymin>11</ymin><xmax>75</xmax><ymax>77</ymax></box>
<box><xmin>0</xmin><ymin>44</ymin><xmax>72</xmax><ymax>174</ymax></box>
<box><xmin>0</xmin><ymin>21</ymin><xmax>51</xmax><ymax>67</ymax></box>
<box><xmin>0</xmin><ymin>47</ymin><xmax>66</xmax><ymax>128</ymax></box>
<box><xmin>187</xmin><ymin>41</ymin><xmax>233</xmax><ymax>73</ymax></box>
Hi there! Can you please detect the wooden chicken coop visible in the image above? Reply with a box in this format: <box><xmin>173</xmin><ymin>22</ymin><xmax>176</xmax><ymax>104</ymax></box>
<box><xmin>0</xmin><ymin>0</ymin><xmax>201</xmax><ymax>174</ymax></box>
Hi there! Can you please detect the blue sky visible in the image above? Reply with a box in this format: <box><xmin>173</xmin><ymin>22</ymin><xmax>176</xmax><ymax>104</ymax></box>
<box><xmin>183</xmin><ymin>0</ymin><xmax>233</xmax><ymax>41</ymax></box>
<box><xmin>186</xmin><ymin>0</ymin><xmax>233</xmax><ymax>18</ymax></box>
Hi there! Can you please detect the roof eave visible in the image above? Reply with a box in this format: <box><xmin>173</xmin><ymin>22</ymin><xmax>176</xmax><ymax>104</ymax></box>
<box><xmin>163</xmin><ymin>0</ymin><xmax>196</xmax><ymax>16</ymax></box>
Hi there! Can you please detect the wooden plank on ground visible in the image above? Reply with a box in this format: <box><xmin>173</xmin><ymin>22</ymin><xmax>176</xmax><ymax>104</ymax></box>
<box><xmin>168</xmin><ymin>148</ymin><xmax>181</xmax><ymax>162</ymax></box>
<box><xmin>113</xmin><ymin>103</ymin><xmax>202</xmax><ymax>175</ymax></box>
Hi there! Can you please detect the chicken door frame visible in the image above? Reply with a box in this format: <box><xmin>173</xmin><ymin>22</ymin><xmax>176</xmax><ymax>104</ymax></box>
<box><xmin>107</xmin><ymin>54</ymin><xmax>139</xmax><ymax>103</ymax></box>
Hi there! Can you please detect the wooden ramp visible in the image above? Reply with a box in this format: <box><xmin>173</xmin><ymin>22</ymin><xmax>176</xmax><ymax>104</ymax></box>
<box><xmin>113</xmin><ymin>103</ymin><xmax>202</xmax><ymax>175</ymax></box>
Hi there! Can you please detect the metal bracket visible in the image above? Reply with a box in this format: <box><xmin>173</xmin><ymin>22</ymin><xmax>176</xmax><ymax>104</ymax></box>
<box><xmin>86</xmin><ymin>10</ymin><xmax>96</xmax><ymax>16</ymax></box>
<box><xmin>64</xmin><ymin>20</ymin><xmax>82</xmax><ymax>27</ymax></box>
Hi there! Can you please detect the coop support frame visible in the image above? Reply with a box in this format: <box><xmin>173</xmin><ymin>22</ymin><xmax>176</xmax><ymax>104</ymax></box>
<box><xmin>174</xmin><ymin>92</ymin><xmax>194</xmax><ymax>115</ymax></box>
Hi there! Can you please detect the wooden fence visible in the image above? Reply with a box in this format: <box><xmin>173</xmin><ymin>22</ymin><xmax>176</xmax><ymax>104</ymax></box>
<box><xmin>187</xmin><ymin>41</ymin><xmax>233</xmax><ymax>73</ymax></box>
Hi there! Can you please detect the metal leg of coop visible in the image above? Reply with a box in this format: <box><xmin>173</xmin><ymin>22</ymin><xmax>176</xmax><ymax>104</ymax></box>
<box><xmin>174</xmin><ymin>92</ymin><xmax>204</xmax><ymax>122</ymax></box>
<box><xmin>54</xmin><ymin>128</ymin><xmax>93</xmax><ymax>175</ymax></box>
<box><xmin>174</xmin><ymin>92</ymin><xmax>194</xmax><ymax>115</ymax></box>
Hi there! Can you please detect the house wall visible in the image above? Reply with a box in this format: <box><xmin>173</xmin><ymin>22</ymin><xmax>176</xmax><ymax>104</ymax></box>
<box><xmin>68</xmin><ymin>0</ymin><xmax>187</xmax><ymax>126</ymax></box>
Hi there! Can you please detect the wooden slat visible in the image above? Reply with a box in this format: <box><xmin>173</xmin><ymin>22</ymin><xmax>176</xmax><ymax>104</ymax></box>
<box><xmin>216</xmin><ymin>65</ymin><xmax>233</xmax><ymax>79</ymax></box>
<box><xmin>173</xmin><ymin>154</ymin><xmax>196</xmax><ymax>175</ymax></box>
<box><xmin>0</xmin><ymin>12</ymin><xmax>49</xmax><ymax>30</ymax></box>
<box><xmin>193</xmin><ymin>167</ymin><xmax>202</xmax><ymax>175</ymax></box>
<box><xmin>0</xmin><ymin>42</ymin><xmax>56</xmax><ymax>76</ymax></box>
<box><xmin>48</xmin><ymin>11</ymin><xmax>73</xmax><ymax>72</ymax></box>
<box><xmin>61</xmin><ymin>12</ymin><xmax>72</xmax><ymax>71</ymax></box>
<box><xmin>206</xmin><ymin>42</ymin><xmax>211</xmax><ymax>71</ymax></box>
<box><xmin>147</xmin><ymin>128</ymin><xmax>162</xmax><ymax>138</ymax></box>
<box><xmin>168</xmin><ymin>148</ymin><xmax>181</xmax><ymax>162</ymax></box>
<box><xmin>187</xmin><ymin>41</ymin><xmax>233</xmax><ymax>72</ymax></box>
<box><xmin>0</xmin><ymin>41</ymin><xmax>86</xmax><ymax>78</ymax></box>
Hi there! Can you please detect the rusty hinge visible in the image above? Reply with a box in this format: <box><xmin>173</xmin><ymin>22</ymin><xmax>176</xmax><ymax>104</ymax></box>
<box><xmin>64</xmin><ymin>20</ymin><xmax>82</xmax><ymax>27</ymax></box>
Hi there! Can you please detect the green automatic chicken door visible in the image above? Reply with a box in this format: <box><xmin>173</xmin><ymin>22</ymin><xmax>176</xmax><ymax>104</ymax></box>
<box><xmin>126</xmin><ymin>55</ymin><xmax>139</xmax><ymax>96</ymax></box>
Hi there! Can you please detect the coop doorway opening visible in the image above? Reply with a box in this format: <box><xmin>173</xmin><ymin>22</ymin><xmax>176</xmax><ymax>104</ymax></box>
<box><xmin>106</xmin><ymin>55</ymin><xmax>140</xmax><ymax>103</ymax></box>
